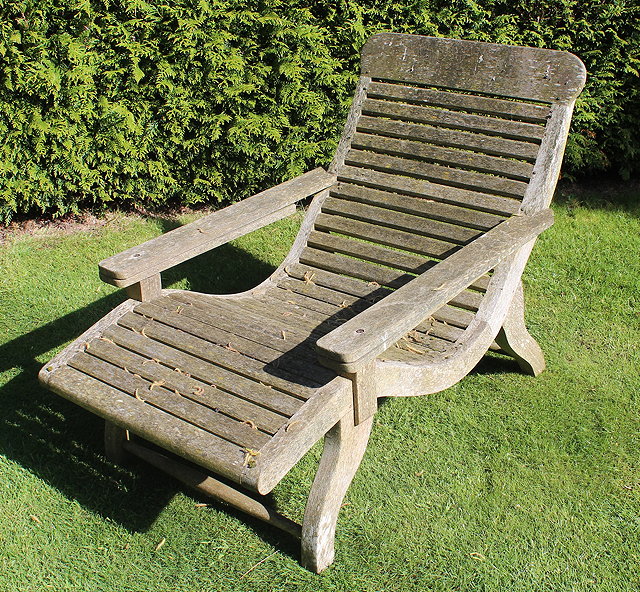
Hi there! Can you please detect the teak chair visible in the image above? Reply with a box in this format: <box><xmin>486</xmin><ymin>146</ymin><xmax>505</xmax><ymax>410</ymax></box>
<box><xmin>40</xmin><ymin>34</ymin><xmax>586</xmax><ymax>572</ymax></box>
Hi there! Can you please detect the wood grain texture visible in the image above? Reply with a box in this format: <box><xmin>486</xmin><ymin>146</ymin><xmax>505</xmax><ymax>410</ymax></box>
<box><xmin>357</xmin><ymin>115</ymin><xmax>540</xmax><ymax>161</ymax></box>
<box><xmin>362</xmin><ymin>98</ymin><xmax>546</xmax><ymax>142</ymax></box>
<box><xmin>338</xmin><ymin>166</ymin><xmax>522</xmax><ymax>216</ymax></box>
<box><xmin>316</xmin><ymin>209</ymin><xmax>553</xmax><ymax>370</ymax></box>
<box><xmin>350</xmin><ymin>131</ymin><xmax>534</xmax><ymax>181</ymax></box>
<box><xmin>301</xmin><ymin>414</ymin><xmax>373</xmax><ymax>572</ymax></box>
<box><xmin>321</xmin><ymin>197</ymin><xmax>482</xmax><ymax>244</ymax></box>
<box><xmin>361</xmin><ymin>33</ymin><xmax>587</xmax><ymax>102</ymax></box>
<box><xmin>366</xmin><ymin>81</ymin><xmax>551</xmax><ymax>122</ymax></box>
<box><xmin>494</xmin><ymin>281</ymin><xmax>545</xmax><ymax>375</ymax></box>
<box><xmin>99</xmin><ymin>168</ymin><xmax>336</xmax><ymax>286</ymax></box>
<box><xmin>330</xmin><ymin>182</ymin><xmax>505</xmax><ymax>230</ymax></box>
<box><xmin>345</xmin><ymin>149</ymin><xmax>529</xmax><ymax>198</ymax></box>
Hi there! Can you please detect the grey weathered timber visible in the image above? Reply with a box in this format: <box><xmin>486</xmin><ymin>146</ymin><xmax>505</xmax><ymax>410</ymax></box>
<box><xmin>356</xmin><ymin>115</ymin><xmax>540</xmax><ymax>161</ymax></box>
<box><xmin>39</xmin><ymin>34</ymin><xmax>585</xmax><ymax>573</ymax></box>
<box><xmin>316</xmin><ymin>208</ymin><xmax>554</xmax><ymax>372</ymax></box>
<box><xmin>494</xmin><ymin>282</ymin><xmax>546</xmax><ymax>376</ymax></box>
<box><xmin>338</xmin><ymin>166</ymin><xmax>522</xmax><ymax>216</ymax></box>
<box><xmin>330</xmin><ymin>183</ymin><xmax>505</xmax><ymax>230</ymax></box>
<box><xmin>123</xmin><ymin>439</ymin><xmax>303</xmax><ymax>538</ymax></box>
<box><xmin>99</xmin><ymin>168</ymin><xmax>336</xmax><ymax>287</ymax></box>
<box><xmin>361</xmin><ymin>33</ymin><xmax>586</xmax><ymax>101</ymax></box>
<box><xmin>362</xmin><ymin>98</ymin><xmax>546</xmax><ymax>143</ymax></box>
<box><xmin>366</xmin><ymin>81</ymin><xmax>551</xmax><ymax>123</ymax></box>
<box><xmin>351</xmin><ymin>131</ymin><xmax>534</xmax><ymax>180</ymax></box>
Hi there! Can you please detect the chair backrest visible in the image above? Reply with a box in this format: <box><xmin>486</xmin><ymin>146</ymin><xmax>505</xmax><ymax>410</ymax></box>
<box><xmin>291</xmin><ymin>34</ymin><xmax>585</xmax><ymax>335</ymax></box>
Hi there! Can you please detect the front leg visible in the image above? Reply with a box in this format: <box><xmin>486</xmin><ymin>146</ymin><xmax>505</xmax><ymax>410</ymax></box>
<box><xmin>301</xmin><ymin>414</ymin><xmax>373</xmax><ymax>572</ymax></box>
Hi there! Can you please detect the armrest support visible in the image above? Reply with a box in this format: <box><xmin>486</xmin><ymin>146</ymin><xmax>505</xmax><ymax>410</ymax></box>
<box><xmin>316</xmin><ymin>208</ymin><xmax>554</xmax><ymax>373</ymax></box>
<box><xmin>99</xmin><ymin>168</ymin><xmax>336</xmax><ymax>288</ymax></box>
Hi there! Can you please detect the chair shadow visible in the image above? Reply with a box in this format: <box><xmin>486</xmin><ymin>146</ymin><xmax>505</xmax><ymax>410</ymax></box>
<box><xmin>0</xmin><ymin>225</ymin><xmax>290</xmax><ymax>546</ymax></box>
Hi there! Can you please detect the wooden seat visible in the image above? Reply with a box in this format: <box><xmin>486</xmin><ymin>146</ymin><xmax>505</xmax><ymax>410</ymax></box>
<box><xmin>40</xmin><ymin>33</ymin><xmax>586</xmax><ymax>572</ymax></box>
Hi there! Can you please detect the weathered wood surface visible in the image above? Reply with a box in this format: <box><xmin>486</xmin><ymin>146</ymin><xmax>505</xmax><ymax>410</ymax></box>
<box><xmin>361</xmin><ymin>33</ymin><xmax>587</xmax><ymax>102</ymax></box>
<box><xmin>86</xmin><ymin>337</ymin><xmax>288</xmax><ymax>433</ymax></box>
<box><xmin>99</xmin><ymin>168</ymin><xmax>336</xmax><ymax>287</ymax></box>
<box><xmin>316</xmin><ymin>209</ymin><xmax>554</xmax><ymax>371</ymax></box>
<box><xmin>351</xmin><ymin>131</ymin><xmax>534</xmax><ymax>181</ymax></box>
<box><xmin>356</xmin><ymin>115</ymin><xmax>540</xmax><ymax>161</ymax></box>
<box><xmin>366</xmin><ymin>81</ymin><xmax>551</xmax><ymax>123</ymax></box>
<box><xmin>301</xmin><ymin>414</ymin><xmax>373</xmax><ymax>573</ymax></box>
<box><xmin>338</xmin><ymin>166</ymin><xmax>522</xmax><ymax>216</ymax></box>
<box><xmin>46</xmin><ymin>365</ymin><xmax>250</xmax><ymax>484</ymax></box>
<box><xmin>321</xmin><ymin>197</ymin><xmax>482</xmax><ymax>243</ymax></box>
<box><xmin>345</xmin><ymin>149</ymin><xmax>529</xmax><ymax>199</ymax></box>
<box><xmin>362</xmin><ymin>98</ymin><xmax>546</xmax><ymax>143</ymax></box>
<box><xmin>330</xmin><ymin>183</ymin><xmax>505</xmax><ymax>230</ymax></box>
<box><xmin>123</xmin><ymin>439</ymin><xmax>303</xmax><ymax>538</ymax></box>
<box><xmin>495</xmin><ymin>281</ymin><xmax>546</xmax><ymax>376</ymax></box>
<box><xmin>125</xmin><ymin>274</ymin><xmax>162</xmax><ymax>302</ymax></box>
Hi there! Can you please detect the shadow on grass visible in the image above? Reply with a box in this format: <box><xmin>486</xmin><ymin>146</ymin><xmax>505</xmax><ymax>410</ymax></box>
<box><xmin>555</xmin><ymin>176</ymin><xmax>640</xmax><ymax>215</ymax></box>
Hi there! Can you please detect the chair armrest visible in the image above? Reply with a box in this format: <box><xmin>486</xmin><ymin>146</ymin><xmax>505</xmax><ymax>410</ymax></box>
<box><xmin>99</xmin><ymin>168</ymin><xmax>336</xmax><ymax>288</ymax></box>
<box><xmin>316</xmin><ymin>208</ymin><xmax>554</xmax><ymax>373</ymax></box>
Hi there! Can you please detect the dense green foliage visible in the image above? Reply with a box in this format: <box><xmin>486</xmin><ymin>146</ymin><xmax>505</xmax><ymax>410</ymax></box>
<box><xmin>0</xmin><ymin>0</ymin><xmax>638</xmax><ymax>221</ymax></box>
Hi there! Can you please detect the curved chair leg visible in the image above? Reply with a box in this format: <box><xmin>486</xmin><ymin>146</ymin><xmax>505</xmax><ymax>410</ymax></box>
<box><xmin>495</xmin><ymin>282</ymin><xmax>545</xmax><ymax>376</ymax></box>
<box><xmin>301</xmin><ymin>415</ymin><xmax>373</xmax><ymax>573</ymax></box>
<box><xmin>104</xmin><ymin>421</ymin><xmax>130</xmax><ymax>464</ymax></box>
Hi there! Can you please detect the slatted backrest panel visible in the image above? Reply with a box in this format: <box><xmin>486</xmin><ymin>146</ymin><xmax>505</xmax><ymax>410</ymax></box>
<box><xmin>293</xmin><ymin>35</ymin><xmax>585</xmax><ymax>335</ymax></box>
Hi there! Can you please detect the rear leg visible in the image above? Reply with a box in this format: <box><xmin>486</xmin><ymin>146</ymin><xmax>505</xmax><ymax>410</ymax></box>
<box><xmin>104</xmin><ymin>421</ymin><xmax>130</xmax><ymax>464</ymax></box>
<box><xmin>495</xmin><ymin>282</ymin><xmax>545</xmax><ymax>376</ymax></box>
<box><xmin>301</xmin><ymin>415</ymin><xmax>373</xmax><ymax>573</ymax></box>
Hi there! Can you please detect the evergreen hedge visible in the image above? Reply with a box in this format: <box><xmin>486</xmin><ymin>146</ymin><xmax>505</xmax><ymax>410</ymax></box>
<box><xmin>0</xmin><ymin>0</ymin><xmax>638</xmax><ymax>222</ymax></box>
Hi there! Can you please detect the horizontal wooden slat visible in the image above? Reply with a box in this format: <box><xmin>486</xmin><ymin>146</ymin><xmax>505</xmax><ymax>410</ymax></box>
<box><xmin>139</xmin><ymin>297</ymin><xmax>313</xmax><ymax>359</ymax></box>
<box><xmin>330</xmin><ymin>182</ymin><xmax>504</xmax><ymax>230</ymax></box>
<box><xmin>338</xmin><ymin>166</ymin><xmax>521</xmax><ymax>216</ymax></box>
<box><xmin>47</xmin><ymin>366</ymin><xmax>248</xmax><ymax>484</ymax></box>
<box><xmin>102</xmin><ymin>322</ymin><xmax>304</xmax><ymax>415</ymax></box>
<box><xmin>322</xmin><ymin>197</ymin><xmax>481</xmax><ymax>244</ymax></box>
<box><xmin>287</xmin><ymin>262</ymin><xmax>490</xmax><ymax>296</ymax></box>
<box><xmin>300</xmin><ymin>247</ymin><xmax>415</xmax><ymax>288</ymax></box>
<box><xmin>345</xmin><ymin>149</ymin><xmax>528</xmax><ymax>199</ymax></box>
<box><xmin>277</xmin><ymin>276</ymin><xmax>386</xmax><ymax>309</ymax></box>
<box><xmin>315</xmin><ymin>213</ymin><xmax>458</xmax><ymax>260</ymax></box>
<box><xmin>112</xmin><ymin>314</ymin><xmax>322</xmax><ymax>400</ymax></box>
<box><xmin>68</xmin><ymin>351</ymin><xmax>270</xmax><ymax>449</ymax></box>
<box><xmin>308</xmin><ymin>230</ymin><xmax>438</xmax><ymax>274</ymax></box>
<box><xmin>362</xmin><ymin>98</ymin><xmax>545</xmax><ymax>143</ymax></box>
<box><xmin>166</xmin><ymin>293</ymin><xmax>323</xmax><ymax>348</ymax></box>
<box><xmin>367</xmin><ymin>81</ymin><xmax>551</xmax><ymax>123</ymax></box>
<box><xmin>279</xmin><ymin>274</ymin><xmax>481</xmax><ymax>317</ymax></box>
<box><xmin>141</xmin><ymin>296</ymin><xmax>335</xmax><ymax>385</ymax></box>
<box><xmin>85</xmin><ymin>337</ymin><xmax>287</xmax><ymax>433</ymax></box>
<box><xmin>361</xmin><ymin>34</ymin><xmax>586</xmax><ymax>102</ymax></box>
<box><xmin>286</xmin><ymin>263</ymin><xmax>394</xmax><ymax>299</ymax></box>
<box><xmin>269</xmin><ymin>285</ymin><xmax>358</xmax><ymax>318</ymax></box>
<box><xmin>357</xmin><ymin>115</ymin><xmax>539</xmax><ymax>161</ymax></box>
<box><xmin>351</xmin><ymin>131</ymin><xmax>534</xmax><ymax>181</ymax></box>
<box><xmin>430</xmin><ymin>304</ymin><xmax>476</xmax><ymax>328</ymax></box>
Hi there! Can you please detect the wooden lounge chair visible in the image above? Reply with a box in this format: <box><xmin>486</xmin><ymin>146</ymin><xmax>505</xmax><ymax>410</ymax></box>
<box><xmin>39</xmin><ymin>33</ymin><xmax>586</xmax><ymax>572</ymax></box>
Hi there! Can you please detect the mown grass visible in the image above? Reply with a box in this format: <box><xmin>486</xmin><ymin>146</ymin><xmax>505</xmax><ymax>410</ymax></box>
<box><xmin>0</xmin><ymin>188</ymin><xmax>638</xmax><ymax>592</ymax></box>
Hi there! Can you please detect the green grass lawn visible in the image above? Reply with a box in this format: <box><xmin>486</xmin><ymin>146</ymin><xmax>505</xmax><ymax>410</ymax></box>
<box><xmin>1</xmin><ymin>187</ymin><xmax>639</xmax><ymax>592</ymax></box>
